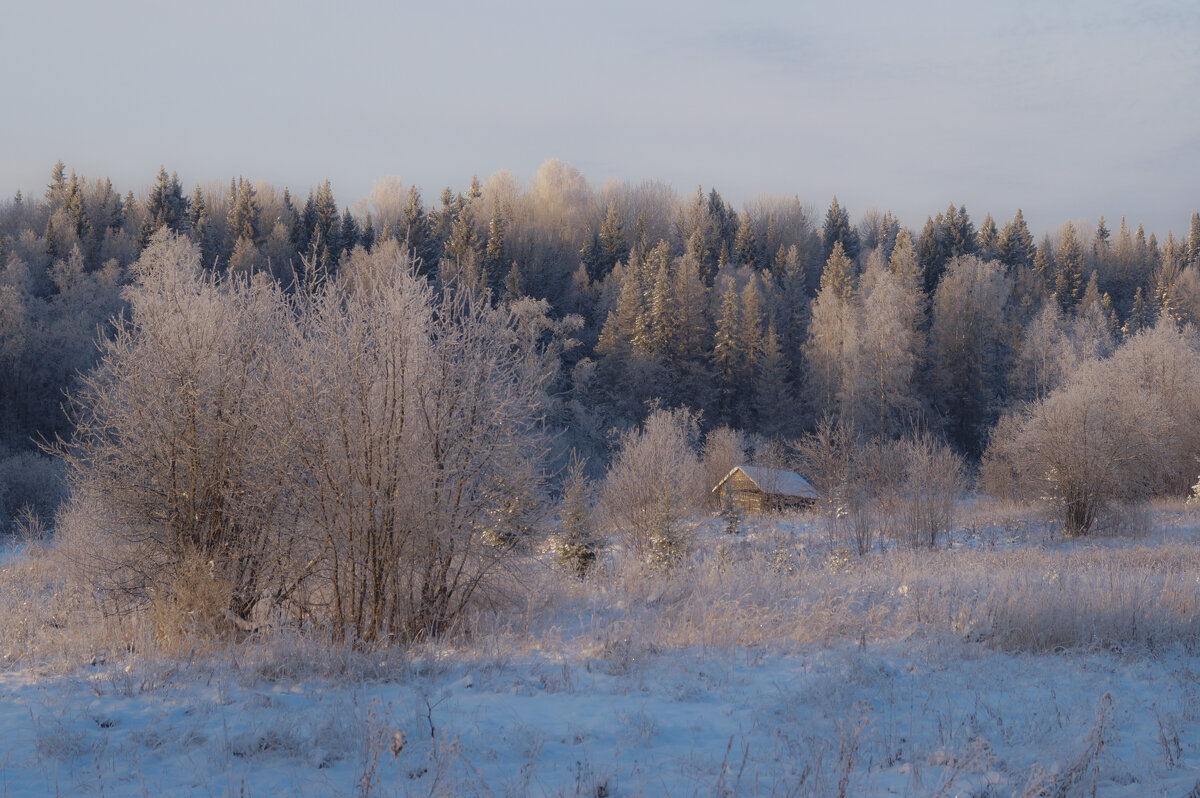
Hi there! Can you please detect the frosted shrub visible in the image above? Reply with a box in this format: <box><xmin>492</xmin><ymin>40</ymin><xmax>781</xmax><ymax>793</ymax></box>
<box><xmin>895</xmin><ymin>433</ymin><xmax>964</xmax><ymax>548</ymax></box>
<box><xmin>982</xmin><ymin>316</ymin><xmax>1200</xmax><ymax>535</ymax></box>
<box><xmin>55</xmin><ymin>233</ymin><xmax>562</xmax><ymax>645</ymax></box>
<box><xmin>598</xmin><ymin>408</ymin><xmax>704</xmax><ymax>562</ymax></box>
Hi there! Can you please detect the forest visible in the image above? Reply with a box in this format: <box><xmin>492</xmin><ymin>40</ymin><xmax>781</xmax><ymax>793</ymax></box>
<box><xmin>2</xmin><ymin>158</ymin><xmax>1200</xmax><ymax>638</ymax></box>
<box><xmin>4</xmin><ymin>159</ymin><xmax>1200</xmax><ymax>794</ymax></box>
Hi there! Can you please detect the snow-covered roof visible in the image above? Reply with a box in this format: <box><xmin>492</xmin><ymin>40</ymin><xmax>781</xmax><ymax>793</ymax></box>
<box><xmin>712</xmin><ymin>465</ymin><xmax>819</xmax><ymax>499</ymax></box>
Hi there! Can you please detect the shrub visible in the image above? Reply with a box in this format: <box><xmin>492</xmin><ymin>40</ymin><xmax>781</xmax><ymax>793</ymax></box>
<box><xmin>598</xmin><ymin>408</ymin><xmax>704</xmax><ymax>562</ymax></box>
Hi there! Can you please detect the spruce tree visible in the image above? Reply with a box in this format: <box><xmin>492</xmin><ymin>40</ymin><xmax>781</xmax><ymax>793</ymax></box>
<box><xmin>557</xmin><ymin>453</ymin><xmax>599</xmax><ymax>577</ymax></box>
<box><xmin>1054</xmin><ymin>222</ymin><xmax>1085</xmax><ymax>312</ymax></box>
<box><xmin>754</xmin><ymin>321</ymin><xmax>792</xmax><ymax>436</ymax></box>
<box><xmin>1189</xmin><ymin>211</ymin><xmax>1200</xmax><ymax>269</ymax></box>
<box><xmin>820</xmin><ymin>241</ymin><xmax>854</xmax><ymax>301</ymax></box>
<box><xmin>944</xmin><ymin>204</ymin><xmax>976</xmax><ymax>256</ymax></box>
<box><xmin>484</xmin><ymin>203</ymin><xmax>508</xmax><ymax>274</ymax></box>
<box><xmin>917</xmin><ymin>213</ymin><xmax>950</xmax><ymax>293</ymax></box>
<box><xmin>339</xmin><ymin>208</ymin><xmax>360</xmax><ymax>254</ymax></box>
<box><xmin>821</xmin><ymin>197</ymin><xmax>859</xmax><ymax>261</ymax></box>
<box><xmin>734</xmin><ymin>210</ymin><xmax>759</xmax><ymax>269</ymax></box>
<box><xmin>46</xmin><ymin>160</ymin><xmax>67</xmax><ymax>207</ymax></box>
<box><xmin>998</xmin><ymin>209</ymin><xmax>1035</xmax><ymax>271</ymax></box>
<box><xmin>598</xmin><ymin>200</ymin><xmax>628</xmax><ymax>277</ymax></box>
<box><xmin>711</xmin><ymin>281</ymin><xmax>741</xmax><ymax>420</ymax></box>
<box><xmin>976</xmin><ymin>213</ymin><xmax>999</xmax><ymax>261</ymax></box>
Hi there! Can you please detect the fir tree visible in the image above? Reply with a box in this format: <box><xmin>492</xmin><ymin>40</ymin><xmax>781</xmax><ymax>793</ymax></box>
<box><xmin>557</xmin><ymin>453</ymin><xmax>599</xmax><ymax>577</ymax></box>
<box><xmin>734</xmin><ymin>210</ymin><xmax>759</xmax><ymax>269</ymax></box>
<box><xmin>754</xmin><ymin>321</ymin><xmax>792</xmax><ymax>436</ymax></box>
<box><xmin>598</xmin><ymin>200</ymin><xmax>628</xmax><ymax>277</ymax></box>
<box><xmin>442</xmin><ymin>202</ymin><xmax>482</xmax><ymax>288</ymax></box>
<box><xmin>142</xmin><ymin>166</ymin><xmax>188</xmax><ymax>243</ymax></box>
<box><xmin>226</xmin><ymin>177</ymin><xmax>260</xmax><ymax>245</ymax></box>
<box><xmin>711</xmin><ymin>280</ymin><xmax>741</xmax><ymax>420</ymax></box>
<box><xmin>484</xmin><ymin>203</ymin><xmax>508</xmax><ymax>274</ymax></box>
<box><xmin>820</xmin><ymin>241</ymin><xmax>854</xmax><ymax>301</ymax></box>
<box><xmin>1054</xmin><ymin>222</ymin><xmax>1085</xmax><ymax>312</ymax></box>
<box><xmin>821</xmin><ymin>197</ymin><xmax>859</xmax><ymax>261</ymax></box>
<box><xmin>46</xmin><ymin>160</ymin><xmax>67</xmax><ymax>207</ymax></box>
<box><xmin>1122</xmin><ymin>285</ymin><xmax>1153</xmax><ymax>338</ymax></box>
<box><xmin>917</xmin><ymin>213</ymin><xmax>950</xmax><ymax>293</ymax></box>
<box><xmin>339</xmin><ymin>207</ymin><xmax>360</xmax><ymax>254</ymax></box>
<box><xmin>399</xmin><ymin>186</ymin><xmax>436</xmax><ymax>266</ymax></box>
<box><xmin>503</xmin><ymin>261</ymin><xmax>523</xmax><ymax>303</ymax></box>
<box><xmin>1189</xmin><ymin>211</ymin><xmax>1200</xmax><ymax>269</ymax></box>
<box><xmin>976</xmin><ymin>213</ymin><xmax>999</xmax><ymax>261</ymax></box>
<box><xmin>998</xmin><ymin>209</ymin><xmax>1035</xmax><ymax>271</ymax></box>
<box><xmin>944</xmin><ymin>204</ymin><xmax>976</xmax><ymax>256</ymax></box>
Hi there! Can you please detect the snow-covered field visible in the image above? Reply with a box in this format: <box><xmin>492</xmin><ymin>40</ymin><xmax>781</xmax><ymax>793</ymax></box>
<box><xmin>4</xmin><ymin>504</ymin><xmax>1200</xmax><ymax>797</ymax></box>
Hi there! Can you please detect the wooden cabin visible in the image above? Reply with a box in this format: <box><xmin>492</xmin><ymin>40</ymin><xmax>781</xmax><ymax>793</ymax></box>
<box><xmin>711</xmin><ymin>465</ymin><xmax>819</xmax><ymax>513</ymax></box>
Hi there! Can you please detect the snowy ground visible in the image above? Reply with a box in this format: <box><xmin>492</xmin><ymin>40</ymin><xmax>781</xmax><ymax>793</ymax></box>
<box><xmin>4</xmin><ymin>641</ymin><xmax>1200</xmax><ymax>796</ymax></box>
<box><xmin>4</xmin><ymin>505</ymin><xmax>1200</xmax><ymax>796</ymax></box>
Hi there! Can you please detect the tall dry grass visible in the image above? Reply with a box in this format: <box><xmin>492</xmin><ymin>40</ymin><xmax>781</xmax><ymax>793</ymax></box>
<box><xmin>3</xmin><ymin>502</ymin><xmax>1200</xmax><ymax>674</ymax></box>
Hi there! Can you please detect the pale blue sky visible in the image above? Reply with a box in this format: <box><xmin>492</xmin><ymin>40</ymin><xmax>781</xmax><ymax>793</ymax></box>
<box><xmin>2</xmin><ymin>0</ymin><xmax>1196</xmax><ymax>237</ymax></box>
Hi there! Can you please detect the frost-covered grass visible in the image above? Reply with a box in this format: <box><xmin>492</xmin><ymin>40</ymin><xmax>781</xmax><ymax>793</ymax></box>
<box><xmin>2</xmin><ymin>501</ymin><xmax>1200</xmax><ymax>795</ymax></box>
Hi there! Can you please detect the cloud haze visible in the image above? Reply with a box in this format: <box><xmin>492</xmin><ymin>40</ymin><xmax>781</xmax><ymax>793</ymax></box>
<box><xmin>1</xmin><ymin>0</ymin><xmax>1196</xmax><ymax>236</ymax></box>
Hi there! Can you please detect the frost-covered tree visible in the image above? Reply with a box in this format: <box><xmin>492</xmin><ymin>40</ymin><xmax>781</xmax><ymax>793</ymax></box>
<box><xmin>929</xmin><ymin>255</ymin><xmax>1013</xmax><ymax>455</ymax></box>
<box><xmin>598</xmin><ymin>407</ymin><xmax>704</xmax><ymax>564</ymax></box>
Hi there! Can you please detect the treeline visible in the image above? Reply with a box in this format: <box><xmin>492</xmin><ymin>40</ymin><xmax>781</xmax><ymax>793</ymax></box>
<box><xmin>3</xmin><ymin>159</ymin><xmax>1200</xmax><ymax>478</ymax></box>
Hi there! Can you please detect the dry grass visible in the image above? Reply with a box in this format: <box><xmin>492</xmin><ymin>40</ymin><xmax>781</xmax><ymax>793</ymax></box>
<box><xmin>3</xmin><ymin>501</ymin><xmax>1200</xmax><ymax>673</ymax></box>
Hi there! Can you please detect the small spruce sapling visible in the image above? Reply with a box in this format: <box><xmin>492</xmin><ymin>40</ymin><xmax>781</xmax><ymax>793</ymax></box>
<box><xmin>558</xmin><ymin>453</ymin><xmax>599</xmax><ymax>577</ymax></box>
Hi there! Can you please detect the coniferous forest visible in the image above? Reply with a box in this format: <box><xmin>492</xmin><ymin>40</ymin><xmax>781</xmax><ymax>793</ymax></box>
<box><xmin>4</xmin><ymin>160</ymin><xmax>1198</xmax><ymax>479</ymax></box>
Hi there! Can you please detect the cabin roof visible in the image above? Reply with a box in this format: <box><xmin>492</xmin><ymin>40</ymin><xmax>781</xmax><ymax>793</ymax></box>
<box><xmin>712</xmin><ymin>465</ymin><xmax>819</xmax><ymax>499</ymax></box>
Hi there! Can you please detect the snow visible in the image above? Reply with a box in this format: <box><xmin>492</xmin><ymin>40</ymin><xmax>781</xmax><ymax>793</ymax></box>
<box><xmin>3</xmin><ymin>640</ymin><xmax>1200</xmax><ymax>795</ymax></box>
<box><xmin>4</xmin><ymin>507</ymin><xmax>1200</xmax><ymax>795</ymax></box>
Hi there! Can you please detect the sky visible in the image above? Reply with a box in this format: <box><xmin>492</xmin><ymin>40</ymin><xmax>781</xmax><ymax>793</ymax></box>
<box><xmin>1</xmin><ymin>0</ymin><xmax>1197</xmax><ymax>238</ymax></box>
